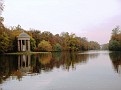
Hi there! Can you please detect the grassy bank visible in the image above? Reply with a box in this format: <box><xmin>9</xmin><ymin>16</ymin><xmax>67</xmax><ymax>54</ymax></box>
<box><xmin>4</xmin><ymin>52</ymin><xmax>51</xmax><ymax>55</ymax></box>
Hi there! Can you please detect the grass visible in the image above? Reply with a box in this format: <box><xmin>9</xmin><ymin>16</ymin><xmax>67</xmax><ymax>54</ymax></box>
<box><xmin>4</xmin><ymin>51</ymin><xmax>51</xmax><ymax>55</ymax></box>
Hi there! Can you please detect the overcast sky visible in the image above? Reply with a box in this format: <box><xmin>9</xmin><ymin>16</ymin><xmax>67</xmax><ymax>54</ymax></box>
<box><xmin>2</xmin><ymin>0</ymin><xmax>121</xmax><ymax>44</ymax></box>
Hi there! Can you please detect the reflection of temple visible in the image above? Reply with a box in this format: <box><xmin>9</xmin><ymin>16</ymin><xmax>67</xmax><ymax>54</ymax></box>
<box><xmin>18</xmin><ymin>55</ymin><xmax>32</xmax><ymax>75</ymax></box>
<box><xmin>17</xmin><ymin>32</ymin><xmax>30</xmax><ymax>51</ymax></box>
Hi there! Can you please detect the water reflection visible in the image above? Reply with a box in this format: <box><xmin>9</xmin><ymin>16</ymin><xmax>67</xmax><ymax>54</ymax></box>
<box><xmin>109</xmin><ymin>52</ymin><xmax>121</xmax><ymax>74</ymax></box>
<box><xmin>0</xmin><ymin>52</ymin><xmax>99</xmax><ymax>84</ymax></box>
<box><xmin>18</xmin><ymin>55</ymin><xmax>31</xmax><ymax>74</ymax></box>
<box><xmin>0</xmin><ymin>55</ymin><xmax>18</xmax><ymax>84</ymax></box>
<box><xmin>79</xmin><ymin>50</ymin><xmax>100</xmax><ymax>59</ymax></box>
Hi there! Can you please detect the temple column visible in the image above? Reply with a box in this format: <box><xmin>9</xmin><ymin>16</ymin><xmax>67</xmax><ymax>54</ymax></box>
<box><xmin>28</xmin><ymin>40</ymin><xmax>30</xmax><ymax>51</ymax></box>
<box><xmin>27</xmin><ymin>40</ymin><xmax>28</xmax><ymax>51</ymax></box>
<box><xmin>18</xmin><ymin>40</ymin><xmax>20</xmax><ymax>51</ymax></box>
<box><xmin>25</xmin><ymin>40</ymin><xmax>27</xmax><ymax>51</ymax></box>
<box><xmin>21</xmin><ymin>40</ymin><xmax>22</xmax><ymax>51</ymax></box>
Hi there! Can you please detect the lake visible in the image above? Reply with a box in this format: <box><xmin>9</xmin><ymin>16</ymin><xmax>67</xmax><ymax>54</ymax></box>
<box><xmin>0</xmin><ymin>51</ymin><xmax>121</xmax><ymax>90</ymax></box>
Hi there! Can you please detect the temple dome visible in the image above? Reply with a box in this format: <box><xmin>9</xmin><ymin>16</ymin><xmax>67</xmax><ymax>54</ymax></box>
<box><xmin>18</xmin><ymin>32</ymin><xmax>30</xmax><ymax>38</ymax></box>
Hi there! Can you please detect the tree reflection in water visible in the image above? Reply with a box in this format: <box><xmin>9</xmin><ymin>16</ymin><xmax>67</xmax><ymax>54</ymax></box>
<box><xmin>0</xmin><ymin>52</ymin><xmax>99</xmax><ymax>84</ymax></box>
<box><xmin>0</xmin><ymin>55</ymin><xmax>18</xmax><ymax>84</ymax></box>
<box><xmin>109</xmin><ymin>52</ymin><xmax>121</xmax><ymax>74</ymax></box>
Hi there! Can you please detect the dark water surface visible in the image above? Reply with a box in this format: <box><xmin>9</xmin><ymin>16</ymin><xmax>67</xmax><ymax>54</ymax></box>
<box><xmin>0</xmin><ymin>51</ymin><xmax>121</xmax><ymax>90</ymax></box>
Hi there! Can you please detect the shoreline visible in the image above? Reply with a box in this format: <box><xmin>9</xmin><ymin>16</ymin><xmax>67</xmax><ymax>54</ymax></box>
<box><xmin>3</xmin><ymin>52</ymin><xmax>51</xmax><ymax>55</ymax></box>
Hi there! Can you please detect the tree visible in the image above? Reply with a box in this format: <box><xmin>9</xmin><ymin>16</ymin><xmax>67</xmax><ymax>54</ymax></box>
<box><xmin>54</xmin><ymin>43</ymin><xmax>62</xmax><ymax>51</ymax></box>
<box><xmin>0</xmin><ymin>0</ymin><xmax>4</xmax><ymax>27</ymax></box>
<box><xmin>38</xmin><ymin>40</ymin><xmax>52</xmax><ymax>52</ymax></box>
<box><xmin>30</xmin><ymin>38</ymin><xmax>36</xmax><ymax>51</ymax></box>
<box><xmin>109</xmin><ymin>40</ymin><xmax>121</xmax><ymax>51</ymax></box>
<box><xmin>40</xmin><ymin>31</ymin><xmax>53</xmax><ymax>41</ymax></box>
<box><xmin>8</xmin><ymin>26</ymin><xmax>24</xmax><ymax>52</ymax></box>
<box><xmin>29</xmin><ymin>29</ymin><xmax>41</xmax><ymax>47</ymax></box>
<box><xmin>40</xmin><ymin>31</ymin><xmax>56</xmax><ymax>49</ymax></box>
<box><xmin>112</xmin><ymin>26</ymin><xmax>120</xmax><ymax>36</ymax></box>
<box><xmin>8</xmin><ymin>36</ymin><xmax>18</xmax><ymax>52</ymax></box>
<box><xmin>0</xmin><ymin>32</ymin><xmax>9</xmax><ymax>53</ymax></box>
<box><xmin>80</xmin><ymin>37</ymin><xmax>88</xmax><ymax>50</ymax></box>
<box><xmin>60</xmin><ymin>32</ymin><xmax>80</xmax><ymax>51</ymax></box>
<box><xmin>88</xmin><ymin>41</ymin><xmax>100</xmax><ymax>50</ymax></box>
<box><xmin>109</xmin><ymin>26</ymin><xmax>121</xmax><ymax>51</ymax></box>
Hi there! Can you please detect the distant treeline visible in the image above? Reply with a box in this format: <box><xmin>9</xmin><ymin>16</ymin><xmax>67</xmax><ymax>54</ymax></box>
<box><xmin>0</xmin><ymin>25</ymin><xmax>100</xmax><ymax>53</ymax></box>
<box><xmin>101</xmin><ymin>43</ymin><xmax>109</xmax><ymax>50</ymax></box>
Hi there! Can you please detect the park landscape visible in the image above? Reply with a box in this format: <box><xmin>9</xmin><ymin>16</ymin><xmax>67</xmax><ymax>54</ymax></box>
<box><xmin>0</xmin><ymin>0</ymin><xmax>121</xmax><ymax>90</ymax></box>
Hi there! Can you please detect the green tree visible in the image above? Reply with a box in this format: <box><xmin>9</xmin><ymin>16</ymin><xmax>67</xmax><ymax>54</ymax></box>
<box><xmin>0</xmin><ymin>32</ymin><xmax>9</xmax><ymax>53</ymax></box>
<box><xmin>54</xmin><ymin>43</ymin><xmax>62</xmax><ymax>51</ymax></box>
<box><xmin>109</xmin><ymin>26</ymin><xmax>121</xmax><ymax>51</ymax></box>
<box><xmin>30</xmin><ymin>38</ymin><xmax>36</xmax><ymax>51</ymax></box>
<box><xmin>109</xmin><ymin>40</ymin><xmax>121</xmax><ymax>51</ymax></box>
<box><xmin>10</xmin><ymin>37</ymin><xmax>18</xmax><ymax>52</ymax></box>
<box><xmin>38</xmin><ymin>40</ymin><xmax>52</xmax><ymax>52</ymax></box>
<box><xmin>29</xmin><ymin>30</ymin><xmax>41</xmax><ymax>47</ymax></box>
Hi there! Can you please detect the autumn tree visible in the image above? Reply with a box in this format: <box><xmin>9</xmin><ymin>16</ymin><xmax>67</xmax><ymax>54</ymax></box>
<box><xmin>60</xmin><ymin>32</ymin><xmax>80</xmax><ymax>51</ymax></box>
<box><xmin>40</xmin><ymin>31</ymin><xmax>53</xmax><ymax>41</ymax></box>
<box><xmin>40</xmin><ymin>31</ymin><xmax>56</xmax><ymax>50</ymax></box>
<box><xmin>80</xmin><ymin>37</ymin><xmax>88</xmax><ymax>50</ymax></box>
<box><xmin>88</xmin><ymin>41</ymin><xmax>100</xmax><ymax>50</ymax></box>
<box><xmin>54</xmin><ymin>34</ymin><xmax>62</xmax><ymax>44</ymax></box>
<box><xmin>8</xmin><ymin>25</ymin><xmax>25</xmax><ymax>52</ymax></box>
<box><xmin>0</xmin><ymin>32</ymin><xmax>9</xmax><ymax>53</ymax></box>
<box><xmin>109</xmin><ymin>26</ymin><xmax>121</xmax><ymax>51</ymax></box>
<box><xmin>38</xmin><ymin>40</ymin><xmax>52</xmax><ymax>52</ymax></box>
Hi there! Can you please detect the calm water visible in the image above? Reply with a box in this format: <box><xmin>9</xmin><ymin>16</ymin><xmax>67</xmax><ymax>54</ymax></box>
<box><xmin>0</xmin><ymin>51</ymin><xmax>121</xmax><ymax>90</ymax></box>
